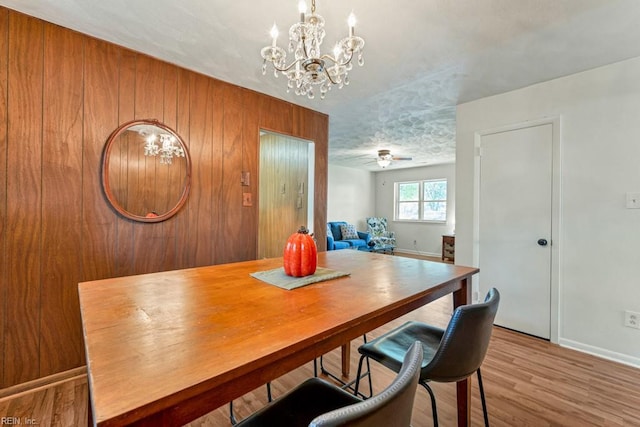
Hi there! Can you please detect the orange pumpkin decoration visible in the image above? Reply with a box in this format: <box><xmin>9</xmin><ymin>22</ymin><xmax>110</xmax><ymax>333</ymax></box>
<box><xmin>283</xmin><ymin>226</ymin><xmax>317</xmax><ymax>277</ymax></box>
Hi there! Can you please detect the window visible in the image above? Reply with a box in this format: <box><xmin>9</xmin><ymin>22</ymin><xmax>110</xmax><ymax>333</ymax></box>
<box><xmin>396</xmin><ymin>179</ymin><xmax>447</xmax><ymax>222</ymax></box>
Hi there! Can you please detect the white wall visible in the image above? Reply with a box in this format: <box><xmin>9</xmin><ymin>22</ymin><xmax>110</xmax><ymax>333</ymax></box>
<box><xmin>374</xmin><ymin>164</ymin><xmax>456</xmax><ymax>256</ymax></box>
<box><xmin>327</xmin><ymin>164</ymin><xmax>375</xmax><ymax>232</ymax></box>
<box><xmin>456</xmin><ymin>56</ymin><xmax>640</xmax><ymax>367</ymax></box>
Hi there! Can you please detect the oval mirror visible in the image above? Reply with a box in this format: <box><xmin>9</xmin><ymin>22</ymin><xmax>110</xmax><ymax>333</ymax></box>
<box><xmin>101</xmin><ymin>119</ymin><xmax>191</xmax><ymax>223</ymax></box>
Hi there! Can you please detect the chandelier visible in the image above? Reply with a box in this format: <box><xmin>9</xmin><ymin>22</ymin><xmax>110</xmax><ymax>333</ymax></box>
<box><xmin>143</xmin><ymin>132</ymin><xmax>185</xmax><ymax>165</ymax></box>
<box><xmin>261</xmin><ymin>0</ymin><xmax>365</xmax><ymax>99</ymax></box>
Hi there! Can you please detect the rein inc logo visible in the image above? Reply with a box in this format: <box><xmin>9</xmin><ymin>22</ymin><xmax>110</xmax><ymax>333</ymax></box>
<box><xmin>1</xmin><ymin>417</ymin><xmax>38</xmax><ymax>425</ymax></box>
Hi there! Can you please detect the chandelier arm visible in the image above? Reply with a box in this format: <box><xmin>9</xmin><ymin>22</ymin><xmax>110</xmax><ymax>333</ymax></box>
<box><xmin>269</xmin><ymin>58</ymin><xmax>303</xmax><ymax>73</ymax></box>
<box><xmin>268</xmin><ymin>34</ymin><xmax>314</xmax><ymax>73</ymax></box>
<box><xmin>323</xmin><ymin>67</ymin><xmax>339</xmax><ymax>85</ymax></box>
<box><xmin>319</xmin><ymin>48</ymin><xmax>355</xmax><ymax>67</ymax></box>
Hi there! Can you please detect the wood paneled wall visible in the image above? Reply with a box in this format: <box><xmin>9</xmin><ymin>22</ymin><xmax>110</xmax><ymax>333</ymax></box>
<box><xmin>0</xmin><ymin>7</ymin><xmax>328</xmax><ymax>389</ymax></box>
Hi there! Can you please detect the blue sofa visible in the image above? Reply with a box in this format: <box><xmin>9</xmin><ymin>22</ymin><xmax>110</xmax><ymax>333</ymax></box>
<box><xmin>327</xmin><ymin>221</ymin><xmax>370</xmax><ymax>250</ymax></box>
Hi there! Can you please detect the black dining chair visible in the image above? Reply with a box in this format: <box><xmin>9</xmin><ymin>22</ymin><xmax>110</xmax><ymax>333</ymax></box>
<box><xmin>235</xmin><ymin>341</ymin><xmax>423</xmax><ymax>427</ymax></box>
<box><xmin>354</xmin><ymin>288</ymin><xmax>500</xmax><ymax>427</ymax></box>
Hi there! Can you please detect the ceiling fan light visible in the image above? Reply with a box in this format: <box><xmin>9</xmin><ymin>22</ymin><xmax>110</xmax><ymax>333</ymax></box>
<box><xmin>377</xmin><ymin>158</ymin><xmax>391</xmax><ymax>168</ymax></box>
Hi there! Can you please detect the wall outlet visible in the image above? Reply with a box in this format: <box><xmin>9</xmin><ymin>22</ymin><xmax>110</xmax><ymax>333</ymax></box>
<box><xmin>626</xmin><ymin>192</ymin><xmax>640</xmax><ymax>209</ymax></box>
<box><xmin>624</xmin><ymin>310</ymin><xmax>640</xmax><ymax>329</ymax></box>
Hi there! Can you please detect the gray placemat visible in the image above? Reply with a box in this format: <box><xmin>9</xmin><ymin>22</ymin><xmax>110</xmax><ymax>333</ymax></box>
<box><xmin>250</xmin><ymin>267</ymin><xmax>350</xmax><ymax>290</ymax></box>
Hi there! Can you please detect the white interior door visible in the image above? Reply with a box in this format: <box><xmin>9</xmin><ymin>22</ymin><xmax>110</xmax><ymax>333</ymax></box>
<box><xmin>479</xmin><ymin>123</ymin><xmax>553</xmax><ymax>339</ymax></box>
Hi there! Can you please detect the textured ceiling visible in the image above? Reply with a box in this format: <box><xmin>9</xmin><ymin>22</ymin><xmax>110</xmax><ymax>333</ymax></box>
<box><xmin>2</xmin><ymin>0</ymin><xmax>640</xmax><ymax>170</ymax></box>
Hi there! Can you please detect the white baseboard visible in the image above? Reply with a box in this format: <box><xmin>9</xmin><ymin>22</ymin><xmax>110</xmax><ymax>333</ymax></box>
<box><xmin>395</xmin><ymin>249</ymin><xmax>441</xmax><ymax>258</ymax></box>
<box><xmin>558</xmin><ymin>338</ymin><xmax>640</xmax><ymax>369</ymax></box>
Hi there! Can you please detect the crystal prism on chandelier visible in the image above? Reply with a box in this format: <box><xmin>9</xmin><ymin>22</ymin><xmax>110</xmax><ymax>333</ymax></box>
<box><xmin>261</xmin><ymin>0</ymin><xmax>365</xmax><ymax>99</ymax></box>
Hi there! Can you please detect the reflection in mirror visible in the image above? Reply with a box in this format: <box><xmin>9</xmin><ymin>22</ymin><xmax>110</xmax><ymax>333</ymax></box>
<box><xmin>102</xmin><ymin>119</ymin><xmax>191</xmax><ymax>223</ymax></box>
<box><xmin>258</xmin><ymin>130</ymin><xmax>315</xmax><ymax>258</ymax></box>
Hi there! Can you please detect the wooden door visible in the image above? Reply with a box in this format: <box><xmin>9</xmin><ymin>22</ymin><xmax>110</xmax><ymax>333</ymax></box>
<box><xmin>258</xmin><ymin>132</ymin><xmax>312</xmax><ymax>258</ymax></box>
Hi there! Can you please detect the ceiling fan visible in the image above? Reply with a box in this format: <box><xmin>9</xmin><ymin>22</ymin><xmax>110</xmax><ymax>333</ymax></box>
<box><xmin>376</xmin><ymin>149</ymin><xmax>412</xmax><ymax>168</ymax></box>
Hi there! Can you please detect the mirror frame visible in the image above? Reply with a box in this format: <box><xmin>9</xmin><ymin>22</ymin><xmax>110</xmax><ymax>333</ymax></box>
<box><xmin>101</xmin><ymin>119</ymin><xmax>192</xmax><ymax>223</ymax></box>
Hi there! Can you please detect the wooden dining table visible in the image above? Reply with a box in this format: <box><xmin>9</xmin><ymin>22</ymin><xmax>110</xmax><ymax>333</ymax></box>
<box><xmin>79</xmin><ymin>250</ymin><xmax>479</xmax><ymax>426</ymax></box>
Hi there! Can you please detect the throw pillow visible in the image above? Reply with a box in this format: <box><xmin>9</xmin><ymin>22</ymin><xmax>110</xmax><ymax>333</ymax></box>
<box><xmin>340</xmin><ymin>224</ymin><xmax>359</xmax><ymax>240</ymax></box>
<box><xmin>326</xmin><ymin>223</ymin><xmax>334</xmax><ymax>239</ymax></box>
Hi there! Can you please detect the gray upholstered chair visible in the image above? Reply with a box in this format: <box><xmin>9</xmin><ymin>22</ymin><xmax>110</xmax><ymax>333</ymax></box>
<box><xmin>235</xmin><ymin>341</ymin><xmax>423</xmax><ymax>427</ymax></box>
<box><xmin>355</xmin><ymin>289</ymin><xmax>500</xmax><ymax>427</ymax></box>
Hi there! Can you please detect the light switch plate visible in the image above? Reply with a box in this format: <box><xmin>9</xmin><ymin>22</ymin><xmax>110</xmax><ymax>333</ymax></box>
<box><xmin>626</xmin><ymin>192</ymin><xmax>640</xmax><ymax>209</ymax></box>
<box><xmin>241</xmin><ymin>171</ymin><xmax>250</xmax><ymax>186</ymax></box>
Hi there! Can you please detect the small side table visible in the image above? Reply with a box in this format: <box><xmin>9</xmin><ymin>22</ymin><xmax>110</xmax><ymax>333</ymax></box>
<box><xmin>442</xmin><ymin>234</ymin><xmax>455</xmax><ymax>263</ymax></box>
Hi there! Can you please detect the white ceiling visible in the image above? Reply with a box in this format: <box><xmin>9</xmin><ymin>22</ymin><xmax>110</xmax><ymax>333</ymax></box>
<box><xmin>3</xmin><ymin>0</ymin><xmax>640</xmax><ymax>170</ymax></box>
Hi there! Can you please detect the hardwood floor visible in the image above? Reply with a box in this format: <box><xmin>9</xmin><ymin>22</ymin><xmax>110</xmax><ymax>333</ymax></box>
<box><xmin>0</xmin><ymin>372</ymin><xmax>88</xmax><ymax>426</ymax></box>
<box><xmin>190</xmin><ymin>298</ymin><xmax>640</xmax><ymax>427</ymax></box>
<box><xmin>2</xmin><ymin>263</ymin><xmax>639</xmax><ymax>426</ymax></box>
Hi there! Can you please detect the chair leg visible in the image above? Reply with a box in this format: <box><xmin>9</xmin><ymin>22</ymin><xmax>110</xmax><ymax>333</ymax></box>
<box><xmin>319</xmin><ymin>354</ymin><xmax>329</xmax><ymax>375</ymax></box>
<box><xmin>317</xmin><ymin>335</ymin><xmax>370</xmax><ymax>397</ymax></box>
<box><xmin>419</xmin><ymin>381</ymin><xmax>439</xmax><ymax>427</ymax></box>
<box><xmin>229</xmin><ymin>401</ymin><xmax>237</xmax><ymax>425</ymax></box>
<box><xmin>476</xmin><ymin>368</ymin><xmax>489</xmax><ymax>427</ymax></box>
<box><xmin>353</xmin><ymin>354</ymin><xmax>373</xmax><ymax>399</ymax></box>
<box><xmin>319</xmin><ymin>334</ymin><xmax>367</xmax><ymax>378</ymax></box>
<box><xmin>229</xmin><ymin>382</ymin><xmax>273</xmax><ymax>425</ymax></box>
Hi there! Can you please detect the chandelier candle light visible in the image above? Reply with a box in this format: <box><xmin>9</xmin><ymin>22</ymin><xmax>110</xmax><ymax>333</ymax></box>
<box><xmin>261</xmin><ymin>0</ymin><xmax>365</xmax><ymax>99</ymax></box>
<box><xmin>143</xmin><ymin>132</ymin><xmax>185</xmax><ymax>165</ymax></box>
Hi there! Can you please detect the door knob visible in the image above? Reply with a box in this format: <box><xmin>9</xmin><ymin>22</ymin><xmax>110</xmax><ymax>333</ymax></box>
<box><xmin>537</xmin><ymin>239</ymin><xmax>548</xmax><ymax>246</ymax></box>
